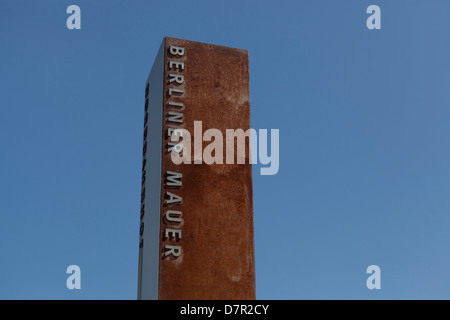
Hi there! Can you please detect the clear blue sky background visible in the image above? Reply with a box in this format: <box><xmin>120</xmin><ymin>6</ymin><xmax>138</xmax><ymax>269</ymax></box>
<box><xmin>1</xmin><ymin>1</ymin><xmax>449</xmax><ymax>299</ymax></box>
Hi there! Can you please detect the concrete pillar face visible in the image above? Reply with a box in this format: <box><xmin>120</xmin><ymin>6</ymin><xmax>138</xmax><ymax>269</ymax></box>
<box><xmin>138</xmin><ymin>37</ymin><xmax>255</xmax><ymax>300</ymax></box>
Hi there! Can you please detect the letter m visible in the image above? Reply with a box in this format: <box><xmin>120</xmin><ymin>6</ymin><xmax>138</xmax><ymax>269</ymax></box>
<box><xmin>166</xmin><ymin>171</ymin><xmax>182</xmax><ymax>187</ymax></box>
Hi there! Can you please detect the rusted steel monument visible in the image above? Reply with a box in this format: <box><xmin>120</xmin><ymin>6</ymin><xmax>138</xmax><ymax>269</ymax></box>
<box><xmin>138</xmin><ymin>37</ymin><xmax>255</xmax><ymax>300</ymax></box>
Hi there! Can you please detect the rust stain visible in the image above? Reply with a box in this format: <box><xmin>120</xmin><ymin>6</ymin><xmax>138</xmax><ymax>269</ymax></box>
<box><xmin>158</xmin><ymin>37</ymin><xmax>255</xmax><ymax>300</ymax></box>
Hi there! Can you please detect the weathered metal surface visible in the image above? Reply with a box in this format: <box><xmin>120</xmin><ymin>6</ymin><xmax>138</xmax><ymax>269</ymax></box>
<box><xmin>140</xmin><ymin>37</ymin><xmax>255</xmax><ymax>300</ymax></box>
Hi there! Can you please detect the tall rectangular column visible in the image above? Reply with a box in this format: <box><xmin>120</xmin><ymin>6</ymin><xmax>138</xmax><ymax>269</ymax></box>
<box><xmin>138</xmin><ymin>37</ymin><xmax>255</xmax><ymax>300</ymax></box>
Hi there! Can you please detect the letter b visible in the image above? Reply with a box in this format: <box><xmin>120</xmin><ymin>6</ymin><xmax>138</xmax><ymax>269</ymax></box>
<box><xmin>169</xmin><ymin>46</ymin><xmax>185</xmax><ymax>56</ymax></box>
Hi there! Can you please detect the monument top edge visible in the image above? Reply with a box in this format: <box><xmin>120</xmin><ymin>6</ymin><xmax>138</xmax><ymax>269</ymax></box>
<box><xmin>163</xmin><ymin>36</ymin><xmax>248</xmax><ymax>54</ymax></box>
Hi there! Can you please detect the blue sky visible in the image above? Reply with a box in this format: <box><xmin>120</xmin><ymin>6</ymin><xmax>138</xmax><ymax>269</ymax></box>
<box><xmin>1</xmin><ymin>0</ymin><xmax>449</xmax><ymax>299</ymax></box>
